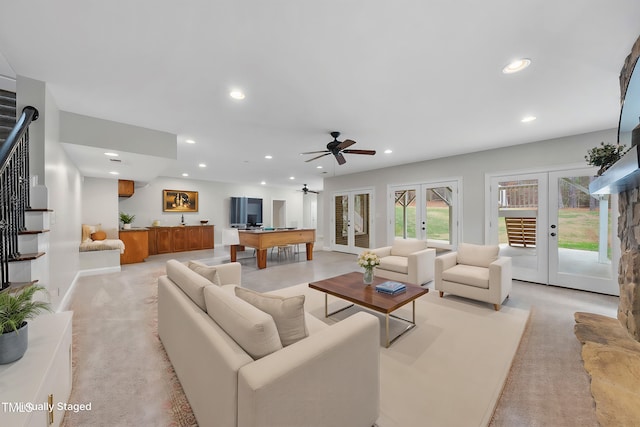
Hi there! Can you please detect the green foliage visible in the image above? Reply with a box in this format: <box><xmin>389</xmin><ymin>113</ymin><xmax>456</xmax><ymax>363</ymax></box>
<box><xmin>585</xmin><ymin>142</ymin><xmax>628</xmax><ymax>175</ymax></box>
<box><xmin>119</xmin><ymin>212</ymin><xmax>135</xmax><ymax>224</ymax></box>
<box><xmin>0</xmin><ymin>285</ymin><xmax>52</xmax><ymax>334</ymax></box>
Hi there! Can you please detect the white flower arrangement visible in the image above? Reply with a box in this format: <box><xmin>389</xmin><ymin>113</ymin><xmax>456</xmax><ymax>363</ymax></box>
<box><xmin>357</xmin><ymin>251</ymin><xmax>380</xmax><ymax>269</ymax></box>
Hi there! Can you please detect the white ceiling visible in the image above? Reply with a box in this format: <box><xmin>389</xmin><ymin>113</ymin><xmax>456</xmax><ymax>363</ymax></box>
<box><xmin>1</xmin><ymin>1</ymin><xmax>640</xmax><ymax>191</ymax></box>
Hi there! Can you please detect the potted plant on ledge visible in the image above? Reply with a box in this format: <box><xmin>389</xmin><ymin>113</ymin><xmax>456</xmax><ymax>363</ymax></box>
<box><xmin>585</xmin><ymin>142</ymin><xmax>628</xmax><ymax>176</ymax></box>
<box><xmin>0</xmin><ymin>285</ymin><xmax>52</xmax><ymax>364</ymax></box>
<box><xmin>120</xmin><ymin>212</ymin><xmax>135</xmax><ymax>229</ymax></box>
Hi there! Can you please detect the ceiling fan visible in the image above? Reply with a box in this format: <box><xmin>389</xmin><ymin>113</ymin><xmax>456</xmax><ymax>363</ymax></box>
<box><xmin>301</xmin><ymin>131</ymin><xmax>376</xmax><ymax>165</ymax></box>
<box><xmin>300</xmin><ymin>184</ymin><xmax>319</xmax><ymax>195</ymax></box>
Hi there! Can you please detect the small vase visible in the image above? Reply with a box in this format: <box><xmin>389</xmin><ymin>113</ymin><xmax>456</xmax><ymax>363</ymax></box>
<box><xmin>123</xmin><ymin>224</ymin><xmax>131</xmax><ymax>230</ymax></box>
<box><xmin>363</xmin><ymin>268</ymin><xmax>374</xmax><ymax>285</ymax></box>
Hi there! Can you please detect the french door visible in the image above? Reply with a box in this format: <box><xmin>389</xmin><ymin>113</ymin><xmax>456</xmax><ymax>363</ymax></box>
<box><xmin>332</xmin><ymin>189</ymin><xmax>374</xmax><ymax>254</ymax></box>
<box><xmin>389</xmin><ymin>180</ymin><xmax>459</xmax><ymax>250</ymax></box>
<box><xmin>487</xmin><ymin>169</ymin><xmax>618</xmax><ymax>294</ymax></box>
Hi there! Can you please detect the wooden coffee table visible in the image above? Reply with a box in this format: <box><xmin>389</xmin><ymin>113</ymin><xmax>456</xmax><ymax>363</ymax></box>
<box><xmin>309</xmin><ymin>272</ymin><xmax>428</xmax><ymax>347</ymax></box>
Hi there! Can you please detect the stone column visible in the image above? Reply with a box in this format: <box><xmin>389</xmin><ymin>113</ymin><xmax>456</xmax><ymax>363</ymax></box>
<box><xmin>618</xmin><ymin>188</ymin><xmax>640</xmax><ymax>340</ymax></box>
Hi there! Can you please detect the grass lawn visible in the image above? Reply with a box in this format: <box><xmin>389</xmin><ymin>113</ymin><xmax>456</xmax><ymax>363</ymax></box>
<box><xmin>396</xmin><ymin>206</ymin><xmax>609</xmax><ymax>251</ymax></box>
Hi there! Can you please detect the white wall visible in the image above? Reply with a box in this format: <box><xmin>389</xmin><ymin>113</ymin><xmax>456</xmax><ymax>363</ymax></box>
<box><xmin>323</xmin><ymin>128</ymin><xmax>618</xmax><ymax>248</ymax></box>
<box><xmin>18</xmin><ymin>76</ymin><xmax>83</xmax><ymax>311</ymax></box>
<box><xmin>118</xmin><ymin>176</ymin><xmax>305</xmax><ymax>245</ymax></box>
<box><xmin>82</xmin><ymin>177</ymin><xmax>119</xmax><ymax>238</ymax></box>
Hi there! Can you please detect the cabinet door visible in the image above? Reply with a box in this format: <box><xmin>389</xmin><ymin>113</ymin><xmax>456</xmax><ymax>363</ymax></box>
<box><xmin>188</xmin><ymin>227</ymin><xmax>203</xmax><ymax>250</ymax></box>
<box><xmin>172</xmin><ymin>228</ymin><xmax>188</xmax><ymax>252</ymax></box>
<box><xmin>147</xmin><ymin>228</ymin><xmax>158</xmax><ymax>255</ymax></box>
<box><xmin>202</xmin><ymin>226</ymin><xmax>214</xmax><ymax>249</ymax></box>
<box><xmin>156</xmin><ymin>228</ymin><xmax>172</xmax><ymax>253</ymax></box>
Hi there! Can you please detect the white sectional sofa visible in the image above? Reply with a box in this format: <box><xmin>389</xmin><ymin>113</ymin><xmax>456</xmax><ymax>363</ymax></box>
<box><xmin>158</xmin><ymin>259</ymin><xmax>380</xmax><ymax>427</ymax></box>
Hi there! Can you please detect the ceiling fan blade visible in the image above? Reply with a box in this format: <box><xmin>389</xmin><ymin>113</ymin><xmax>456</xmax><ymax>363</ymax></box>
<box><xmin>300</xmin><ymin>150</ymin><xmax>330</xmax><ymax>155</ymax></box>
<box><xmin>305</xmin><ymin>152</ymin><xmax>332</xmax><ymax>162</ymax></box>
<box><xmin>342</xmin><ymin>149</ymin><xmax>376</xmax><ymax>155</ymax></box>
<box><xmin>334</xmin><ymin>152</ymin><xmax>347</xmax><ymax>165</ymax></box>
<box><xmin>337</xmin><ymin>139</ymin><xmax>356</xmax><ymax>150</ymax></box>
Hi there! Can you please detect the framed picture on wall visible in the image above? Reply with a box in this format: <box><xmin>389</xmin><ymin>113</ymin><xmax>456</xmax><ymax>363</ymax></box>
<box><xmin>163</xmin><ymin>190</ymin><xmax>198</xmax><ymax>212</ymax></box>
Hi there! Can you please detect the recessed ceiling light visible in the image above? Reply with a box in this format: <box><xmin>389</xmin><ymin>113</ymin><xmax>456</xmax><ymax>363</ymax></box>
<box><xmin>384</xmin><ymin>149</ymin><xmax>393</xmax><ymax>154</ymax></box>
<box><xmin>261</xmin><ymin>181</ymin><xmax>266</xmax><ymax>185</ymax></box>
<box><xmin>104</xmin><ymin>152</ymin><xmax>119</xmax><ymax>157</ymax></box>
<box><xmin>182</xmin><ymin>173</ymin><xmax>189</xmax><ymax>177</ymax></box>
<box><xmin>230</xmin><ymin>90</ymin><xmax>245</xmax><ymax>100</ymax></box>
<box><xmin>109</xmin><ymin>171</ymin><xmax>119</xmax><ymax>175</ymax></box>
<box><xmin>502</xmin><ymin>58</ymin><xmax>531</xmax><ymax>74</ymax></box>
<box><xmin>316</xmin><ymin>165</ymin><xmax>323</xmax><ymax>169</ymax></box>
<box><xmin>198</xmin><ymin>163</ymin><xmax>206</xmax><ymax>168</ymax></box>
<box><xmin>289</xmin><ymin>176</ymin><xmax>295</xmax><ymax>180</ymax></box>
<box><xmin>265</xmin><ymin>155</ymin><xmax>273</xmax><ymax>159</ymax></box>
<box><xmin>185</xmin><ymin>139</ymin><xmax>196</xmax><ymax>144</ymax></box>
<box><xmin>521</xmin><ymin>116</ymin><xmax>537</xmax><ymax>123</ymax></box>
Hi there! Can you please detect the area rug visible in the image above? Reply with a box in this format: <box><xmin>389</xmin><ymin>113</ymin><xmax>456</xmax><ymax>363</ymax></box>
<box><xmin>275</xmin><ymin>284</ymin><xmax>531</xmax><ymax>427</ymax></box>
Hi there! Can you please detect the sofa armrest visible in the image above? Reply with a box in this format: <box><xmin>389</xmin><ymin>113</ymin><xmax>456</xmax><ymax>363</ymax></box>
<box><xmin>489</xmin><ymin>256</ymin><xmax>512</xmax><ymax>301</ymax></box>
<box><xmin>237</xmin><ymin>312</ymin><xmax>380</xmax><ymax>427</ymax></box>
<box><xmin>408</xmin><ymin>248</ymin><xmax>436</xmax><ymax>284</ymax></box>
<box><xmin>215</xmin><ymin>262</ymin><xmax>242</xmax><ymax>286</ymax></box>
<box><xmin>434</xmin><ymin>251</ymin><xmax>458</xmax><ymax>289</ymax></box>
<box><xmin>370</xmin><ymin>246</ymin><xmax>392</xmax><ymax>258</ymax></box>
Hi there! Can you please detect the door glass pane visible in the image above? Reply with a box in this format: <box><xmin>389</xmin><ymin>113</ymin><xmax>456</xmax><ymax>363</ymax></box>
<box><xmin>394</xmin><ymin>189</ymin><xmax>417</xmax><ymax>238</ymax></box>
<box><xmin>426</xmin><ymin>186</ymin><xmax>453</xmax><ymax>244</ymax></box>
<box><xmin>497</xmin><ymin>179</ymin><xmax>539</xmax><ymax>271</ymax></box>
<box><xmin>556</xmin><ymin>176</ymin><xmax>611</xmax><ymax>279</ymax></box>
<box><xmin>335</xmin><ymin>195</ymin><xmax>348</xmax><ymax>245</ymax></box>
<box><xmin>354</xmin><ymin>193</ymin><xmax>370</xmax><ymax>249</ymax></box>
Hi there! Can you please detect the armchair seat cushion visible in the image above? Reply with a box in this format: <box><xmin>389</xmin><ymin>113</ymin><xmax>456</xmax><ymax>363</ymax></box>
<box><xmin>441</xmin><ymin>264</ymin><xmax>490</xmax><ymax>289</ymax></box>
<box><xmin>378</xmin><ymin>255</ymin><xmax>409</xmax><ymax>274</ymax></box>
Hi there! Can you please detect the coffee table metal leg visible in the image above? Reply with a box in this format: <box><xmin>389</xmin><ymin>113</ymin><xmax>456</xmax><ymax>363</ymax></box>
<box><xmin>324</xmin><ymin>293</ymin><xmax>354</xmax><ymax>318</ymax></box>
<box><xmin>386</xmin><ymin>314</ymin><xmax>390</xmax><ymax>348</ymax></box>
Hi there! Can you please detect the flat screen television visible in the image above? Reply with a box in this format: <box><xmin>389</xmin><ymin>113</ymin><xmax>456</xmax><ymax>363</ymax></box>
<box><xmin>230</xmin><ymin>197</ymin><xmax>263</xmax><ymax>228</ymax></box>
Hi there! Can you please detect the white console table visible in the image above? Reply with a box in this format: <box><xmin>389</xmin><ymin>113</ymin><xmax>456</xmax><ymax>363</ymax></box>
<box><xmin>0</xmin><ymin>311</ymin><xmax>73</xmax><ymax>427</ymax></box>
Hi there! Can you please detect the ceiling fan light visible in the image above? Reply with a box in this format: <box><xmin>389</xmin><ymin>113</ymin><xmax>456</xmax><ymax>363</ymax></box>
<box><xmin>230</xmin><ymin>90</ymin><xmax>245</xmax><ymax>100</ymax></box>
<box><xmin>502</xmin><ymin>58</ymin><xmax>531</xmax><ymax>74</ymax></box>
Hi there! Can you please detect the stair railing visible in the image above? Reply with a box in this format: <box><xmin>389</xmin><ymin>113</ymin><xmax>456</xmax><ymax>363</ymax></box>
<box><xmin>0</xmin><ymin>106</ymin><xmax>39</xmax><ymax>290</ymax></box>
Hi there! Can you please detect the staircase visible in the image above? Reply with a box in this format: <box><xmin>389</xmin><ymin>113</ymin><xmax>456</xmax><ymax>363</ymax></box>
<box><xmin>0</xmin><ymin>89</ymin><xmax>16</xmax><ymax>145</ymax></box>
<box><xmin>0</xmin><ymin>91</ymin><xmax>47</xmax><ymax>293</ymax></box>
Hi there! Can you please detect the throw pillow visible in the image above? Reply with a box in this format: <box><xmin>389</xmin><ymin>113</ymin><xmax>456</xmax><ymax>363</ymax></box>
<box><xmin>234</xmin><ymin>287</ymin><xmax>308</xmax><ymax>347</ymax></box>
<box><xmin>188</xmin><ymin>261</ymin><xmax>222</xmax><ymax>286</ymax></box>
<box><xmin>91</xmin><ymin>230</ymin><xmax>107</xmax><ymax>241</ymax></box>
<box><xmin>204</xmin><ymin>285</ymin><xmax>283</xmax><ymax>359</ymax></box>
<box><xmin>81</xmin><ymin>224</ymin><xmax>97</xmax><ymax>243</ymax></box>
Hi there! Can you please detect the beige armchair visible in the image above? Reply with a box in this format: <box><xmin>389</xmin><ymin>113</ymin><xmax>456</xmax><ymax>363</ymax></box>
<box><xmin>435</xmin><ymin>243</ymin><xmax>512</xmax><ymax>310</ymax></box>
<box><xmin>370</xmin><ymin>239</ymin><xmax>436</xmax><ymax>286</ymax></box>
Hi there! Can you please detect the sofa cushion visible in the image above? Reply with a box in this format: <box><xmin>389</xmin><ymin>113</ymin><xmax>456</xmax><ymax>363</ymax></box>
<box><xmin>204</xmin><ymin>285</ymin><xmax>283</xmax><ymax>359</ymax></box>
<box><xmin>442</xmin><ymin>264</ymin><xmax>490</xmax><ymax>289</ymax></box>
<box><xmin>166</xmin><ymin>259</ymin><xmax>214</xmax><ymax>310</ymax></box>
<box><xmin>390</xmin><ymin>239</ymin><xmax>428</xmax><ymax>257</ymax></box>
<box><xmin>188</xmin><ymin>260</ymin><xmax>222</xmax><ymax>286</ymax></box>
<box><xmin>378</xmin><ymin>255</ymin><xmax>409</xmax><ymax>274</ymax></box>
<box><xmin>81</xmin><ymin>224</ymin><xmax>98</xmax><ymax>243</ymax></box>
<box><xmin>457</xmin><ymin>243</ymin><xmax>499</xmax><ymax>268</ymax></box>
<box><xmin>235</xmin><ymin>287</ymin><xmax>308</xmax><ymax>346</ymax></box>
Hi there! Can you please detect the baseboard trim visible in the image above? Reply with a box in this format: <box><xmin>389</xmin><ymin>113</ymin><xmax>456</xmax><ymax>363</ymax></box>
<box><xmin>78</xmin><ymin>266</ymin><xmax>121</xmax><ymax>277</ymax></box>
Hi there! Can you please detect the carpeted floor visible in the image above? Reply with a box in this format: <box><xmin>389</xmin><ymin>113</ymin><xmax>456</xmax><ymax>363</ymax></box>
<box><xmin>275</xmin><ymin>283</ymin><xmax>530</xmax><ymax>427</ymax></box>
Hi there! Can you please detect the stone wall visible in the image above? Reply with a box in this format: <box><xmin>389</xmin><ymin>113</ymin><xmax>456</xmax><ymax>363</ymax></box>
<box><xmin>618</xmin><ymin>35</ymin><xmax>640</xmax><ymax>342</ymax></box>
<box><xmin>618</xmin><ymin>188</ymin><xmax>640</xmax><ymax>340</ymax></box>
